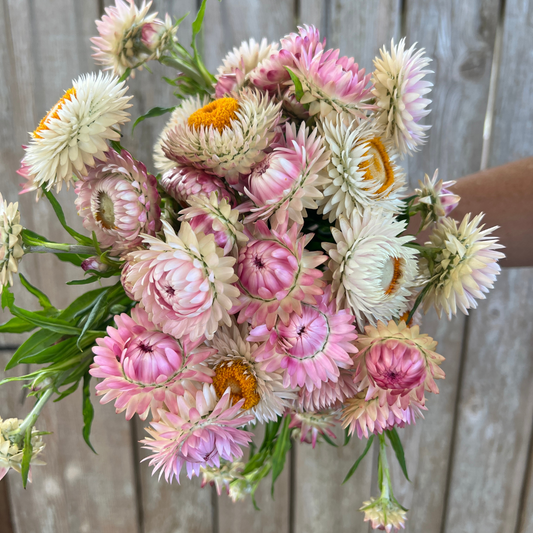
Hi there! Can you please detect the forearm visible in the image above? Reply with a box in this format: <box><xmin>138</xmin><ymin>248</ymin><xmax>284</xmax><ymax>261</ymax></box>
<box><xmin>411</xmin><ymin>158</ymin><xmax>533</xmax><ymax>268</ymax></box>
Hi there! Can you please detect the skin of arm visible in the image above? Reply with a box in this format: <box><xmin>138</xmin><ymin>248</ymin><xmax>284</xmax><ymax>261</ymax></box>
<box><xmin>409</xmin><ymin>157</ymin><xmax>533</xmax><ymax>268</ymax></box>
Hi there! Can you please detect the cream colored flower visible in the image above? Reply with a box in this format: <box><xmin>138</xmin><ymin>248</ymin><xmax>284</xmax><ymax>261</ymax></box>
<box><xmin>0</xmin><ymin>194</ymin><xmax>24</xmax><ymax>294</ymax></box>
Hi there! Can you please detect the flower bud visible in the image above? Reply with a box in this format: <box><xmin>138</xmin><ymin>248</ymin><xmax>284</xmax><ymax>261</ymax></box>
<box><xmin>81</xmin><ymin>256</ymin><xmax>108</xmax><ymax>273</ymax></box>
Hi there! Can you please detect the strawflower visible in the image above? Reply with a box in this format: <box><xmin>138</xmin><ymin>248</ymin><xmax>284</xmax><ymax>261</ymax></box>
<box><xmin>0</xmin><ymin>194</ymin><xmax>24</xmax><ymax>294</ymax></box>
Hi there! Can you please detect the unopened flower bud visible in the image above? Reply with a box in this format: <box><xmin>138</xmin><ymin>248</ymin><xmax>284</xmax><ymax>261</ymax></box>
<box><xmin>81</xmin><ymin>256</ymin><xmax>108</xmax><ymax>273</ymax></box>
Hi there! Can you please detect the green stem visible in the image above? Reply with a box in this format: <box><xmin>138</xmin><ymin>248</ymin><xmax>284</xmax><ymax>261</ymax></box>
<box><xmin>25</xmin><ymin>244</ymin><xmax>96</xmax><ymax>255</ymax></box>
<box><xmin>17</xmin><ymin>386</ymin><xmax>54</xmax><ymax>435</ymax></box>
<box><xmin>378</xmin><ymin>434</ymin><xmax>391</xmax><ymax>500</ymax></box>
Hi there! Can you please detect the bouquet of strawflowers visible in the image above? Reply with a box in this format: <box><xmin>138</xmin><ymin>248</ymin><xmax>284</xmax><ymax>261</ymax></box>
<box><xmin>0</xmin><ymin>0</ymin><xmax>504</xmax><ymax>530</ymax></box>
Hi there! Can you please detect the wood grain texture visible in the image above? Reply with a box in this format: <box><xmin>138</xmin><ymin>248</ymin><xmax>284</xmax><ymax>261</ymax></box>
<box><xmin>202</xmin><ymin>0</ymin><xmax>295</xmax><ymax>73</ymax></box>
<box><xmin>443</xmin><ymin>269</ymin><xmax>533</xmax><ymax>533</ymax></box>
<box><xmin>387</xmin><ymin>313</ymin><xmax>466</xmax><ymax>533</ymax></box>
<box><xmin>217</xmin><ymin>423</ymin><xmax>291</xmax><ymax>533</ymax></box>
<box><xmin>0</xmin><ymin>478</ymin><xmax>14</xmax><ymax>533</ymax></box>
<box><xmin>328</xmin><ymin>0</ymin><xmax>401</xmax><ymax>78</ymax></box>
<box><xmin>403</xmin><ymin>0</ymin><xmax>500</xmax><ymax>188</ymax></box>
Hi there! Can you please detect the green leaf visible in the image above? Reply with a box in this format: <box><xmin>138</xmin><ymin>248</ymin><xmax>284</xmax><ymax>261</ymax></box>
<box><xmin>54</xmin><ymin>381</ymin><xmax>80</xmax><ymax>402</ymax></box>
<box><xmin>43</xmin><ymin>190</ymin><xmax>93</xmax><ymax>246</ymax></box>
<box><xmin>59</xmin><ymin>287</ymin><xmax>108</xmax><ymax>322</ymax></box>
<box><xmin>18</xmin><ymin>337</ymin><xmax>80</xmax><ymax>366</ymax></box>
<box><xmin>1</xmin><ymin>288</ymin><xmax>14</xmax><ymax>310</ymax></box>
<box><xmin>54</xmin><ymin>253</ymin><xmax>88</xmax><ymax>267</ymax></box>
<box><xmin>285</xmin><ymin>67</ymin><xmax>304</xmax><ymax>101</ymax></box>
<box><xmin>77</xmin><ymin>289</ymin><xmax>108</xmax><ymax>348</ymax></box>
<box><xmin>343</xmin><ymin>435</ymin><xmax>374</xmax><ymax>484</ymax></box>
<box><xmin>344</xmin><ymin>427</ymin><xmax>352</xmax><ymax>446</ymax></box>
<box><xmin>118</xmin><ymin>68</ymin><xmax>131</xmax><ymax>82</ymax></box>
<box><xmin>66</xmin><ymin>276</ymin><xmax>100</xmax><ymax>285</ymax></box>
<box><xmin>19</xmin><ymin>274</ymin><xmax>53</xmax><ymax>309</ymax></box>
<box><xmin>0</xmin><ymin>316</ymin><xmax>37</xmax><ymax>334</ymax></box>
<box><xmin>5</xmin><ymin>329</ymin><xmax>62</xmax><ymax>370</ymax></box>
<box><xmin>21</xmin><ymin>426</ymin><xmax>33</xmax><ymax>489</ymax></box>
<box><xmin>191</xmin><ymin>0</ymin><xmax>208</xmax><ymax>40</ymax></box>
<box><xmin>271</xmin><ymin>415</ymin><xmax>291</xmax><ymax>495</ymax></box>
<box><xmin>132</xmin><ymin>106</ymin><xmax>176</xmax><ymax>134</ymax></box>
<box><xmin>321</xmin><ymin>433</ymin><xmax>338</xmax><ymax>447</ymax></box>
<box><xmin>386</xmin><ymin>428</ymin><xmax>409</xmax><ymax>481</ymax></box>
<box><xmin>82</xmin><ymin>373</ymin><xmax>97</xmax><ymax>454</ymax></box>
<box><xmin>9</xmin><ymin>307</ymin><xmax>81</xmax><ymax>336</ymax></box>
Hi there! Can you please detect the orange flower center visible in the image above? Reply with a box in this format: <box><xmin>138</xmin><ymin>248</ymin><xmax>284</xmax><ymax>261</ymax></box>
<box><xmin>382</xmin><ymin>257</ymin><xmax>404</xmax><ymax>295</ymax></box>
<box><xmin>212</xmin><ymin>360</ymin><xmax>260</xmax><ymax>410</ymax></box>
<box><xmin>33</xmin><ymin>87</ymin><xmax>77</xmax><ymax>139</ymax></box>
<box><xmin>399</xmin><ymin>310</ymin><xmax>413</xmax><ymax>326</ymax></box>
<box><xmin>359</xmin><ymin>137</ymin><xmax>395</xmax><ymax>195</ymax></box>
<box><xmin>187</xmin><ymin>97</ymin><xmax>240</xmax><ymax>132</ymax></box>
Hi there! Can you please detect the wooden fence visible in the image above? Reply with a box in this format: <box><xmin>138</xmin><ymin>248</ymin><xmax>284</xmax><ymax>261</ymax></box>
<box><xmin>0</xmin><ymin>0</ymin><xmax>532</xmax><ymax>532</ymax></box>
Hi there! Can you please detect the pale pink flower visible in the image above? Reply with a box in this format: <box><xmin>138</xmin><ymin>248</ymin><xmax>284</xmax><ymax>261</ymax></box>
<box><xmin>289</xmin><ymin>410</ymin><xmax>338</xmax><ymax>448</ymax></box>
<box><xmin>124</xmin><ymin>221</ymin><xmax>240</xmax><ymax>341</ymax></box>
<box><xmin>244</xmin><ymin>122</ymin><xmax>330</xmax><ymax>227</ymax></box>
<box><xmin>297</xmin><ymin>370</ymin><xmax>358</xmax><ymax>411</ymax></box>
<box><xmin>90</xmin><ymin>306</ymin><xmax>214</xmax><ymax>420</ymax></box>
<box><xmin>250</xmin><ymin>25</ymin><xmax>324</xmax><ymax>92</ymax></box>
<box><xmin>160</xmin><ymin>167</ymin><xmax>235</xmax><ymax>207</ymax></box>
<box><xmin>292</xmin><ymin>48</ymin><xmax>373</xmax><ymax>120</ymax></box>
<box><xmin>250</xmin><ymin>287</ymin><xmax>357</xmax><ymax>391</ymax></box>
<box><xmin>142</xmin><ymin>383</ymin><xmax>254</xmax><ymax>482</ymax></box>
<box><xmin>75</xmin><ymin>149</ymin><xmax>161</xmax><ymax>256</ymax></box>
<box><xmin>17</xmin><ymin>155</ymin><xmax>39</xmax><ymax>197</ymax></box>
<box><xmin>234</xmin><ymin>220</ymin><xmax>326</xmax><ymax>330</ymax></box>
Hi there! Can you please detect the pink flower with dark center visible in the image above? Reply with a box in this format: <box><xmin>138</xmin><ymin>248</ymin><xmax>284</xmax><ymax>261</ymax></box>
<box><xmin>90</xmin><ymin>306</ymin><xmax>214</xmax><ymax>421</ymax></box>
<box><xmin>234</xmin><ymin>220</ymin><xmax>326</xmax><ymax>329</ymax></box>
<box><xmin>75</xmin><ymin>149</ymin><xmax>161</xmax><ymax>256</ymax></box>
<box><xmin>161</xmin><ymin>167</ymin><xmax>236</xmax><ymax>207</ymax></box>
<box><xmin>250</xmin><ymin>287</ymin><xmax>357</xmax><ymax>391</ymax></box>
<box><xmin>365</xmin><ymin>339</ymin><xmax>426</xmax><ymax>395</ymax></box>
<box><xmin>249</xmin><ymin>25</ymin><xmax>325</xmax><ymax>92</ymax></box>
<box><xmin>142</xmin><ymin>383</ymin><xmax>254</xmax><ymax>482</ymax></box>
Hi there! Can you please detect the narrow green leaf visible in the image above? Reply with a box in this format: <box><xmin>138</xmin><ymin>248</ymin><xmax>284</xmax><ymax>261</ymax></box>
<box><xmin>386</xmin><ymin>428</ymin><xmax>410</xmax><ymax>481</ymax></box>
<box><xmin>5</xmin><ymin>329</ymin><xmax>62</xmax><ymax>370</ymax></box>
<box><xmin>191</xmin><ymin>0</ymin><xmax>208</xmax><ymax>40</ymax></box>
<box><xmin>343</xmin><ymin>435</ymin><xmax>374</xmax><ymax>484</ymax></box>
<box><xmin>321</xmin><ymin>433</ymin><xmax>338</xmax><ymax>447</ymax></box>
<box><xmin>118</xmin><ymin>68</ymin><xmax>131</xmax><ymax>82</ymax></box>
<box><xmin>0</xmin><ymin>316</ymin><xmax>37</xmax><ymax>334</ymax></box>
<box><xmin>271</xmin><ymin>415</ymin><xmax>291</xmax><ymax>495</ymax></box>
<box><xmin>19</xmin><ymin>274</ymin><xmax>53</xmax><ymax>309</ymax></box>
<box><xmin>285</xmin><ymin>67</ymin><xmax>304</xmax><ymax>101</ymax></box>
<box><xmin>77</xmin><ymin>290</ymin><xmax>108</xmax><ymax>348</ymax></box>
<box><xmin>54</xmin><ymin>381</ymin><xmax>79</xmax><ymax>402</ymax></box>
<box><xmin>21</xmin><ymin>426</ymin><xmax>33</xmax><ymax>489</ymax></box>
<box><xmin>18</xmin><ymin>337</ymin><xmax>80</xmax><ymax>366</ymax></box>
<box><xmin>59</xmin><ymin>287</ymin><xmax>108</xmax><ymax>322</ymax></box>
<box><xmin>43</xmin><ymin>190</ymin><xmax>92</xmax><ymax>246</ymax></box>
<box><xmin>132</xmin><ymin>106</ymin><xmax>176</xmax><ymax>134</ymax></box>
<box><xmin>54</xmin><ymin>253</ymin><xmax>89</xmax><ymax>267</ymax></box>
<box><xmin>9</xmin><ymin>307</ymin><xmax>81</xmax><ymax>336</ymax></box>
<box><xmin>66</xmin><ymin>276</ymin><xmax>100</xmax><ymax>285</ymax></box>
<box><xmin>344</xmin><ymin>426</ymin><xmax>352</xmax><ymax>446</ymax></box>
<box><xmin>1</xmin><ymin>288</ymin><xmax>14</xmax><ymax>310</ymax></box>
<box><xmin>82</xmin><ymin>373</ymin><xmax>97</xmax><ymax>454</ymax></box>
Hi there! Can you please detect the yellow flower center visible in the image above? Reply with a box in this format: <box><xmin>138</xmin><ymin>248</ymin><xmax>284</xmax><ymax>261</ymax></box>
<box><xmin>187</xmin><ymin>98</ymin><xmax>240</xmax><ymax>133</ymax></box>
<box><xmin>212</xmin><ymin>360</ymin><xmax>260</xmax><ymax>410</ymax></box>
<box><xmin>33</xmin><ymin>87</ymin><xmax>77</xmax><ymax>139</ymax></box>
<box><xmin>359</xmin><ymin>137</ymin><xmax>395</xmax><ymax>195</ymax></box>
<box><xmin>382</xmin><ymin>257</ymin><xmax>404</xmax><ymax>295</ymax></box>
<box><xmin>94</xmin><ymin>191</ymin><xmax>116</xmax><ymax>230</ymax></box>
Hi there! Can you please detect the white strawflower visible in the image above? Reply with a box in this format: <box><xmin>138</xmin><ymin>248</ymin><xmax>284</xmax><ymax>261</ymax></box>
<box><xmin>318</xmin><ymin>119</ymin><xmax>406</xmax><ymax>222</ymax></box>
<box><xmin>208</xmin><ymin>322</ymin><xmax>297</xmax><ymax>423</ymax></box>
<box><xmin>422</xmin><ymin>213</ymin><xmax>505</xmax><ymax>318</ymax></box>
<box><xmin>163</xmin><ymin>90</ymin><xmax>281</xmax><ymax>185</ymax></box>
<box><xmin>22</xmin><ymin>73</ymin><xmax>132</xmax><ymax>194</ymax></box>
<box><xmin>91</xmin><ymin>0</ymin><xmax>177</xmax><ymax>77</ymax></box>
<box><xmin>372</xmin><ymin>38</ymin><xmax>432</xmax><ymax>156</ymax></box>
<box><xmin>0</xmin><ymin>417</ymin><xmax>46</xmax><ymax>481</ymax></box>
<box><xmin>323</xmin><ymin>208</ymin><xmax>419</xmax><ymax>328</ymax></box>
<box><xmin>0</xmin><ymin>194</ymin><xmax>24</xmax><ymax>294</ymax></box>
<box><xmin>153</xmin><ymin>95</ymin><xmax>211</xmax><ymax>174</ymax></box>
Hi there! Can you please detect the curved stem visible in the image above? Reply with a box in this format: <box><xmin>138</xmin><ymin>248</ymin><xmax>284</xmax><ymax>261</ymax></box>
<box><xmin>17</xmin><ymin>386</ymin><xmax>54</xmax><ymax>435</ymax></box>
<box><xmin>25</xmin><ymin>244</ymin><xmax>96</xmax><ymax>255</ymax></box>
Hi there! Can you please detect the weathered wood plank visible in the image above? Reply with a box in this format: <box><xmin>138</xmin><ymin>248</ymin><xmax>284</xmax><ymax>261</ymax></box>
<box><xmin>443</xmin><ymin>269</ymin><xmax>533</xmax><ymax>533</ymax></box>
<box><xmin>519</xmin><ymin>441</ymin><xmax>533</xmax><ymax>533</ymax></box>
<box><xmin>217</xmin><ymin>423</ymin><xmax>291</xmax><ymax>533</ymax></box>
<box><xmin>0</xmin><ymin>478</ymin><xmax>14</xmax><ymax>533</ymax></box>
<box><xmin>403</xmin><ymin>0</ymin><xmax>500</xmax><ymax>188</ymax></box>
<box><xmin>202</xmin><ymin>0</ymin><xmax>295</xmax><ymax>74</ymax></box>
<box><xmin>297</xmin><ymin>0</ymin><xmax>328</xmax><ymax>33</ymax></box>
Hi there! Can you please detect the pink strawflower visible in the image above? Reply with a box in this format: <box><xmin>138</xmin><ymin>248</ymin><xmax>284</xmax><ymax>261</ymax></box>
<box><xmin>179</xmin><ymin>192</ymin><xmax>248</xmax><ymax>256</ymax></box>
<box><xmin>75</xmin><ymin>149</ymin><xmax>161</xmax><ymax>256</ymax></box>
<box><xmin>250</xmin><ymin>25</ymin><xmax>324</xmax><ymax>92</ymax></box>
<box><xmin>297</xmin><ymin>370</ymin><xmax>358</xmax><ymax>411</ymax></box>
<box><xmin>341</xmin><ymin>390</ymin><xmax>425</xmax><ymax>439</ymax></box>
<box><xmin>289</xmin><ymin>410</ymin><xmax>338</xmax><ymax>448</ymax></box>
<box><xmin>244</xmin><ymin>122</ymin><xmax>330</xmax><ymax>228</ymax></box>
<box><xmin>123</xmin><ymin>221</ymin><xmax>240</xmax><ymax>341</ymax></box>
<box><xmin>353</xmin><ymin>320</ymin><xmax>445</xmax><ymax>406</ymax></box>
<box><xmin>160</xmin><ymin>167</ymin><xmax>236</xmax><ymax>207</ymax></box>
<box><xmin>234</xmin><ymin>220</ymin><xmax>327</xmax><ymax>329</ymax></box>
<box><xmin>292</xmin><ymin>48</ymin><xmax>373</xmax><ymax>120</ymax></box>
<box><xmin>17</xmin><ymin>155</ymin><xmax>39</xmax><ymax>197</ymax></box>
<box><xmin>250</xmin><ymin>287</ymin><xmax>357</xmax><ymax>391</ymax></box>
<box><xmin>142</xmin><ymin>383</ymin><xmax>254</xmax><ymax>482</ymax></box>
<box><xmin>90</xmin><ymin>306</ymin><xmax>214</xmax><ymax>420</ymax></box>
